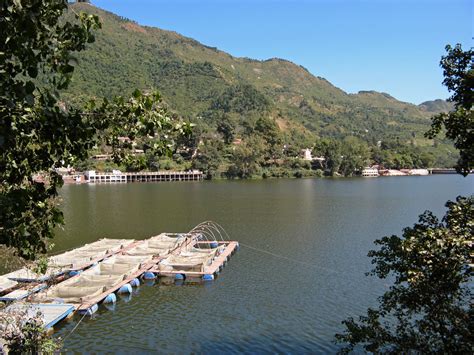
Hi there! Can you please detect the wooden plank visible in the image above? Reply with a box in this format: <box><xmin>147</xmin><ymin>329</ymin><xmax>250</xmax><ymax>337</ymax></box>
<box><xmin>0</xmin><ymin>278</ymin><xmax>19</xmax><ymax>294</ymax></box>
<box><xmin>204</xmin><ymin>241</ymin><xmax>237</xmax><ymax>275</ymax></box>
<box><xmin>149</xmin><ymin>241</ymin><xmax>238</xmax><ymax>277</ymax></box>
<box><xmin>151</xmin><ymin>270</ymin><xmax>205</xmax><ymax>276</ymax></box>
<box><xmin>0</xmin><ymin>284</ymin><xmax>47</xmax><ymax>302</ymax></box>
<box><xmin>194</xmin><ymin>241</ymin><xmax>231</xmax><ymax>245</ymax></box>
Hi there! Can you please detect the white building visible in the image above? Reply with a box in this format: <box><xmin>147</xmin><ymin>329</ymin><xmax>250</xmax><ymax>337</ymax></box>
<box><xmin>361</xmin><ymin>167</ymin><xmax>379</xmax><ymax>177</ymax></box>
<box><xmin>300</xmin><ymin>148</ymin><xmax>313</xmax><ymax>161</ymax></box>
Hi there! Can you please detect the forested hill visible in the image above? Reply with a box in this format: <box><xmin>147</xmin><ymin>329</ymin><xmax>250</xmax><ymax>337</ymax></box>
<box><xmin>64</xmin><ymin>3</ymin><xmax>455</xmax><ymax>171</ymax></box>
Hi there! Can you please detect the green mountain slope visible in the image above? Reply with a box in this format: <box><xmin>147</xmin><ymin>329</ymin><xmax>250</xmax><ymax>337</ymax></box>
<box><xmin>64</xmin><ymin>3</ymin><xmax>454</xmax><ymax>160</ymax></box>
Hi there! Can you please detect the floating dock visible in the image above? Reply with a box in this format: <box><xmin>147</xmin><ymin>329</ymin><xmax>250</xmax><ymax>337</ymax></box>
<box><xmin>0</xmin><ymin>222</ymin><xmax>238</xmax><ymax>332</ymax></box>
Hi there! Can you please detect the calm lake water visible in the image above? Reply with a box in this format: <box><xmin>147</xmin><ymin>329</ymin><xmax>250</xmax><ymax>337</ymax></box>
<box><xmin>52</xmin><ymin>175</ymin><xmax>472</xmax><ymax>353</ymax></box>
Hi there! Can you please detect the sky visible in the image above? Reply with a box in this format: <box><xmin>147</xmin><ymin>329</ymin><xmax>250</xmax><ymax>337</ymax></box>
<box><xmin>92</xmin><ymin>0</ymin><xmax>472</xmax><ymax>104</ymax></box>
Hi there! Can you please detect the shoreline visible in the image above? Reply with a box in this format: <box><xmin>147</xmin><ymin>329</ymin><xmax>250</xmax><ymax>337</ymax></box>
<box><xmin>60</xmin><ymin>167</ymin><xmax>461</xmax><ymax>185</ymax></box>
<box><xmin>60</xmin><ymin>172</ymin><xmax>468</xmax><ymax>186</ymax></box>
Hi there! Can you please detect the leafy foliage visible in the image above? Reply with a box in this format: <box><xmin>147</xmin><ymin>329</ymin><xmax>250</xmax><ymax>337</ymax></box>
<box><xmin>0</xmin><ymin>0</ymin><xmax>100</xmax><ymax>259</ymax></box>
<box><xmin>335</xmin><ymin>196</ymin><xmax>473</xmax><ymax>353</ymax></box>
<box><xmin>192</xmin><ymin>139</ymin><xmax>226</xmax><ymax>179</ymax></box>
<box><xmin>313</xmin><ymin>137</ymin><xmax>370</xmax><ymax>176</ymax></box>
<box><xmin>426</xmin><ymin>44</ymin><xmax>473</xmax><ymax>175</ymax></box>
<box><xmin>1</xmin><ymin>310</ymin><xmax>61</xmax><ymax>354</ymax></box>
<box><xmin>211</xmin><ymin>84</ymin><xmax>270</xmax><ymax>114</ymax></box>
<box><xmin>216</xmin><ymin>113</ymin><xmax>236</xmax><ymax>144</ymax></box>
<box><xmin>0</xmin><ymin>1</ymin><xmax>190</xmax><ymax>259</ymax></box>
<box><xmin>226</xmin><ymin>135</ymin><xmax>266</xmax><ymax>179</ymax></box>
<box><xmin>255</xmin><ymin>116</ymin><xmax>283</xmax><ymax>159</ymax></box>
<box><xmin>313</xmin><ymin>138</ymin><xmax>343</xmax><ymax>175</ymax></box>
<box><xmin>86</xmin><ymin>89</ymin><xmax>192</xmax><ymax>164</ymax></box>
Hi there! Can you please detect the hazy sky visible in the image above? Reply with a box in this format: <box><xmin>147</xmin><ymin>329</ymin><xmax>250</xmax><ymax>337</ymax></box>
<box><xmin>93</xmin><ymin>0</ymin><xmax>472</xmax><ymax>104</ymax></box>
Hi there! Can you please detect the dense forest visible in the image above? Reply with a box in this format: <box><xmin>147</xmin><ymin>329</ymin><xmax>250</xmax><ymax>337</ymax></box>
<box><xmin>67</xmin><ymin>3</ymin><xmax>457</xmax><ymax>178</ymax></box>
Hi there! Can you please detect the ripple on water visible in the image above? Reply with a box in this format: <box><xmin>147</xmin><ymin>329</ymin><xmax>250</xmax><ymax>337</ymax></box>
<box><xmin>54</xmin><ymin>176</ymin><xmax>472</xmax><ymax>353</ymax></box>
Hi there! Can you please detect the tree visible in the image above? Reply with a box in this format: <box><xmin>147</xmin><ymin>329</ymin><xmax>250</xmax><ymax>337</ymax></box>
<box><xmin>211</xmin><ymin>83</ymin><xmax>270</xmax><ymax>114</ymax></box>
<box><xmin>0</xmin><ymin>0</ymin><xmax>100</xmax><ymax>260</ymax></box>
<box><xmin>0</xmin><ymin>1</ymin><xmax>190</xmax><ymax>260</ymax></box>
<box><xmin>255</xmin><ymin>116</ymin><xmax>282</xmax><ymax>159</ymax></box>
<box><xmin>192</xmin><ymin>139</ymin><xmax>225</xmax><ymax>179</ymax></box>
<box><xmin>426</xmin><ymin>44</ymin><xmax>473</xmax><ymax>176</ymax></box>
<box><xmin>335</xmin><ymin>196</ymin><xmax>473</xmax><ymax>353</ymax></box>
<box><xmin>227</xmin><ymin>135</ymin><xmax>265</xmax><ymax>178</ymax></box>
<box><xmin>339</xmin><ymin>137</ymin><xmax>370</xmax><ymax>176</ymax></box>
<box><xmin>313</xmin><ymin>138</ymin><xmax>342</xmax><ymax>176</ymax></box>
<box><xmin>336</xmin><ymin>44</ymin><xmax>473</xmax><ymax>353</ymax></box>
<box><xmin>216</xmin><ymin>114</ymin><xmax>235</xmax><ymax>144</ymax></box>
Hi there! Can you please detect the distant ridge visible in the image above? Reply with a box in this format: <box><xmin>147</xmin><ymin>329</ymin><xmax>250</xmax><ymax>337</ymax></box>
<box><xmin>64</xmin><ymin>3</ymin><xmax>452</xmax><ymax>149</ymax></box>
<box><xmin>419</xmin><ymin>99</ymin><xmax>454</xmax><ymax>113</ymax></box>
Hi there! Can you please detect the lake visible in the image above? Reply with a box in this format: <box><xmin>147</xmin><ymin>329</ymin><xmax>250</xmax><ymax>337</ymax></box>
<box><xmin>53</xmin><ymin>175</ymin><xmax>472</xmax><ymax>353</ymax></box>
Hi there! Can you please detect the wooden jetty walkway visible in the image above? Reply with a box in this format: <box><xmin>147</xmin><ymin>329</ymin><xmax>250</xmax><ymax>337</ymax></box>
<box><xmin>84</xmin><ymin>170</ymin><xmax>203</xmax><ymax>183</ymax></box>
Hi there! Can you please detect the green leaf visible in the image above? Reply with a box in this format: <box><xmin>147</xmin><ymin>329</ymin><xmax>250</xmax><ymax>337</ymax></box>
<box><xmin>132</xmin><ymin>89</ymin><xmax>142</xmax><ymax>99</ymax></box>
<box><xmin>25</xmin><ymin>81</ymin><xmax>35</xmax><ymax>94</ymax></box>
<box><xmin>27</xmin><ymin>66</ymin><xmax>38</xmax><ymax>78</ymax></box>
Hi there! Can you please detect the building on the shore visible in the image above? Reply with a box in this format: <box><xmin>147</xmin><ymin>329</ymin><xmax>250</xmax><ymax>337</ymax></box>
<box><xmin>300</xmin><ymin>148</ymin><xmax>313</xmax><ymax>161</ymax></box>
<box><xmin>361</xmin><ymin>167</ymin><xmax>379</xmax><ymax>177</ymax></box>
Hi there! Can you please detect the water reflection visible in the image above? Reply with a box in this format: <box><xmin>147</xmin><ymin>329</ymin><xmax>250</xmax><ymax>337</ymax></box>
<box><xmin>54</xmin><ymin>175</ymin><xmax>472</xmax><ymax>353</ymax></box>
